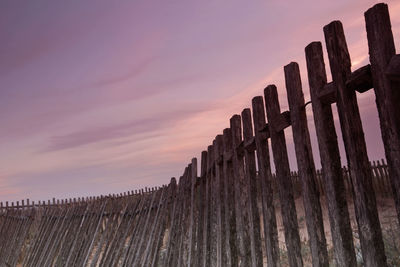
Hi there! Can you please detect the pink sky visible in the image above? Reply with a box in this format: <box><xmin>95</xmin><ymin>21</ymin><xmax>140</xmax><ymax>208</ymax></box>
<box><xmin>1</xmin><ymin>0</ymin><xmax>399</xmax><ymax>202</ymax></box>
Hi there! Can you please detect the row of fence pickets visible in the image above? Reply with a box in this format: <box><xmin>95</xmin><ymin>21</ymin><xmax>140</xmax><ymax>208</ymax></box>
<box><xmin>0</xmin><ymin>186</ymin><xmax>175</xmax><ymax>267</ymax></box>
<box><xmin>0</xmin><ymin>159</ymin><xmax>391</xmax><ymax>211</ymax></box>
<box><xmin>1</xmin><ymin>2</ymin><xmax>400</xmax><ymax>267</ymax></box>
<box><xmin>0</xmin><ymin>185</ymin><xmax>168</xmax><ymax>210</ymax></box>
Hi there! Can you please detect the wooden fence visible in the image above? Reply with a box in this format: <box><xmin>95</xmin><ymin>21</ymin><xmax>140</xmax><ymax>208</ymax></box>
<box><xmin>1</xmin><ymin>3</ymin><xmax>400</xmax><ymax>266</ymax></box>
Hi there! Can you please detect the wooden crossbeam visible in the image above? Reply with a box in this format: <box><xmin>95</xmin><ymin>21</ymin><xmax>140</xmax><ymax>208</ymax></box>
<box><xmin>346</xmin><ymin>64</ymin><xmax>373</xmax><ymax>92</ymax></box>
<box><xmin>385</xmin><ymin>54</ymin><xmax>400</xmax><ymax>81</ymax></box>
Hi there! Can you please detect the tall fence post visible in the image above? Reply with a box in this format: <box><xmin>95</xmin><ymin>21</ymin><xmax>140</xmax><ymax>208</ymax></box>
<box><xmin>324</xmin><ymin>21</ymin><xmax>387</xmax><ymax>266</ymax></box>
<box><xmin>163</xmin><ymin>177</ymin><xmax>179</xmax><ymax>267</ymax></box>
<box><xmin>230</xmin><ymin>115</ymin><xmax>252</xmax><ymax>267</ymax></box>
<box><xmin>182</xmin><ymin>163</ymin><xmax>193</xmax><ymax>267</ymax></box>
<box><xmin>284</xmin><ymin>62</ymin><xmax>329</xmax><ymax>267</ymax></box>
<box><xmin>264</xmin><ymin>85</ymin><xmax>303</xmax><ymax>267</ymax></box>
<box><xmin>177</xmin><ymin>166</ymin><xmax>189</xmax><ymax>267</ymax></box>
<box><xmin>305</xmin><ymin>41</ymin><xmax>356</xmax><ymax>266</ymax></box>
<box><xmin>166</xmin><ymin>173</ymin><xmax>185</xmax><ymax>267</ymax></box>
<box><xmin>222</xmin><ymin>128</ymin><xmax>238</xmax><ymax>267</ymax></box>
<box><xmin>241</xmin><ymin>108</ymin><xmax>264</xmax><ymax>267</ymax></box>
<box><xmin>252</xmin><ymin>96</ymin><xmax>280</xmax><ymax>267</ymax></box>
<box><xmin>194</xmin><ymin>151</ymin><xmax>207</xmax><ymax>267</ymax></box>
<box><xmin>214</xmin><ymin>135</ymin><xmax>225</xmax><ymax>267</ymax></box>
<box><xmin>188</xmin><ymin>158</ymin><xmax>199</xmax><ymax>267</ymax></box>
<box><xmin>188</xmin><ymin>158</ymin><xmax>197</xmax><ymax>267</ymax></box>
<box><xmin>209</xmin><ymin>140</ymin><xmax>219</xmax><ymax>267</ymax></box>
<box><xmin>365</xmin><ymin>3</ymin><xmax>400</xmax><ymax>224</ymax></box>
<box><xmin>201</xmin><ymin>145</ymin><xmax>212</xmax><ymax>267</ymax></box>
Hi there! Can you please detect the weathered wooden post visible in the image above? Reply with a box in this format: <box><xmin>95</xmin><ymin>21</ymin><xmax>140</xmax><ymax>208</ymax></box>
<box><xmin>201</xmin><ymin>145</ymin><xmax>212</xmax><ymax>267</ymax></box>
<box><xmin>365</xmin><ymin>3</ymin><xmax>400</xmax><ymax>224</ymax></box>
<box><xmin>324</xmin><ymin>20</ymin><xmax>387</xmax><ymax>266</ymax></box>
<box><xmin>230</xmin><ymin>114</ymin><xmax>252</xmax><ymax>267</ymax></box>
<box><xmin>214</xmin><ymin>135</ymin><xmax>225</xmax><ymax>267</ymax></box>
<box><xmin>264</xmin><ymin>85</ymin><xmax>303</xmax><ymax>267</ymax></box>
<box><xmin>251</xmin><ymin>96</ymin><xmax>280</xmax><ymax>267</ymax></box>
<box><xmin>178</xmin><ymin>165</ymin><xmax>192</xmax><ymax>266</ymax></box>
<box><xmin>305</xmin><ymin>41</ymin><xmax>356</xmax><ymax>266</ymax></box>
<box><xmin>241</xmin><ymin>108</ymin><xmax>263</xmax><ymax>267</ymax></box>
<box><xmin>209</xmin><ymin>140</ymin><xmax>219</xmax><ymax>267</ymax></box>
<box><xmin>188</xmin><ymin>158</ymin><xmax>197</xmax><ymax>267</ymax></box>
<box><xmin>222</xmin><ymin>128</ymin><xmax>238</xmax><ymax>267</ymax></box>
<box><xmin>284</xmin><ymin>62</ymin><xmax>329</xmax><ymax>266</ymax></box>
<box><xmin>162</xmin><ymin>177</ymin><xmax>179</xmax><ymax>266</ymax></box>
<box><xmin>194</xmin><ymin>151</ymin><xmax>207</xmax><ymax>267</ymax></box>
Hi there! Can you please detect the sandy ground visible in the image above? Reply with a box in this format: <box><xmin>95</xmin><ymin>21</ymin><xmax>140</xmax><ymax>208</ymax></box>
<box><xmin>267</xmin><ymin>194</ymin><xmax>399</xmax><ymax>266</ymax></box>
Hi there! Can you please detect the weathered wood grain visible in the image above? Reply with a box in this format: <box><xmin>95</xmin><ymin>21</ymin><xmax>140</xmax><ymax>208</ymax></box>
<box><xmin>222</xmin><ymin>128</ymin><xmax>238</xmax><ymax>267</ymax></box>
<box><xmin>324</xmin><ymin>20</ymin><xmax>387</xmax><ymax>266</ymax></box>
<box><xmin>241</xmin><ymin>108</ymin><xmax>264</xmax><ymax>267</ymax></box>
<box><xmin>202</xmin><ymin>146</ymin><xmax>212</xmax><ymax>267</ymax></box>
<box><xmin>214</xmin><ymin>135</ymin><xmax>225</xmax><ymax>267</ymax></box>
<box><xmin>305</xmin><ymin>41</ymin><xmax>356</xmax><ymax>267</ymax></box>
<box><xmin>230</xmin><ymin>114</ymin><xmax>252</xmax><ymax>267</ymax></box>
<box><xmin>284</xmin><ymin>62</ymin><xmax>329</xmax><ymax>267</ymax></box>
<box><xmin>264</xmin><ymin>85</ymin><xmax>303</xmax><ymax>267</ymax></box>
<box><xmin>194</xmin><ymin>151</ymin><xmax>207</xmax><ymax>267</ymax></box>
<box><xmin>251</xmin><ymin>96</ymin><xmax>280</xmax><ymax>267</ymax></box>
<box><xmin>365</xmin><ymin>2</ymin><xmax>400</xmax><ymax>225</ymax></box>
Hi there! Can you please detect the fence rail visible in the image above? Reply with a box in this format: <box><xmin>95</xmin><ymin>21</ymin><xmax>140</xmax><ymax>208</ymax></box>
<box><xmin>1</xmin><ymin>2</ymin><xmax>400</xmax><ymax>266</ymax></box>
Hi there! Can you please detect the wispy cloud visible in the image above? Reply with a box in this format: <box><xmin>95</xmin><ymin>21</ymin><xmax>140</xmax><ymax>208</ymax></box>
<box><xmin>89</xmin><ymin>57</ymin><xmax>156</xmax><ymax>88</ymax></box>
<box><xmin>42</xmin><ymin>103</ymin><xmax>210</xmax><ymax>152</ymax></box>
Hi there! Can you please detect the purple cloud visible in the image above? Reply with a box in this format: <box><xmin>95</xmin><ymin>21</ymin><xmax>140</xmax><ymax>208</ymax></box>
<box><xmin>42</xmin><ymin>104</ymin><xmax>209</xmax><ymax>152</ymax></box>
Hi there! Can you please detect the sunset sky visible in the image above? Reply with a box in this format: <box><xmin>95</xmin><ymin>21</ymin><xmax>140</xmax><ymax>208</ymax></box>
<box><xmin>1</xmin><ymin>0</ymin><xmax>400</xmax><ymax>203</ymax></box>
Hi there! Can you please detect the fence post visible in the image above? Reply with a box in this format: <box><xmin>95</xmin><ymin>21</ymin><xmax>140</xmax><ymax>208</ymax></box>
<box><xmin>188</xmin><ymin>157</ymin><xmax>197</xmax><ymax>267</ymax></box>
<box><xmin>252</xmin><ymin>96</ymin><xmax>280</xmax><ymax>267</ymax></box>
<box><xmin>214</xmin><ymin>135</ymin><xmax>226</xmax><ymax>267</ymax></box>
<box><xmin>305</xmin><ymin>41</ymin><xmax>356</xmax><ymax>266</ymax></box>
<box><xmin>324</xmin><ymin>21</ymin><xmax>387</xmax><ymax>266</ymax></box>
<box><xmin>264</xmin><ymin>85</ymin><xmax>303</xmax><ymax>267</ymax></box>
<box><xmin>180</xmin><ymin>164</ymin><xmax>193</xmax><ymax>267</ymax></box>
<box><xmin>241</xmin><ymin>108</ymin><xmax>263</xmax><ymax>267</ymax></box>
<box><xmin>175</xmin><ymin>169</ymin><xmax>187</xmax><ymax>266</ymax></box>
<box><xmin>230</xmin><ymin>115</ymin><xmax>252</xmax><ymax>267</ymax></box>
<box><xmin>201</xmin><ymin>145</ymin><xmax>212</xmax><ymax>267</ymax></box>
<box><xmin>163</xmin><ymin>176</ymin><xmax>181</xmax><ymax>267</ymax></box>
<box><xmin>222</xmin><ymin>128</ymin><xmax>238</xmax><ymax>267</ymax></box>
<box><xmin>194</xmin><ymin>151</ymin><xmax>207</xmax><ymax>267</ymax></box>
<box><xmin>209</xmin><ymin>140</ymin><xmax>219</xmax><ymax>267</ymax></box>
<box><xmin>365</xmin><ymin>3</ymin><xmax>400</xmax><ymax>224</ymax></box>
<box><xmin>284</xmin><ymin>62</ymin><xmax>329</xmax><ymax>266</ymax></box>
